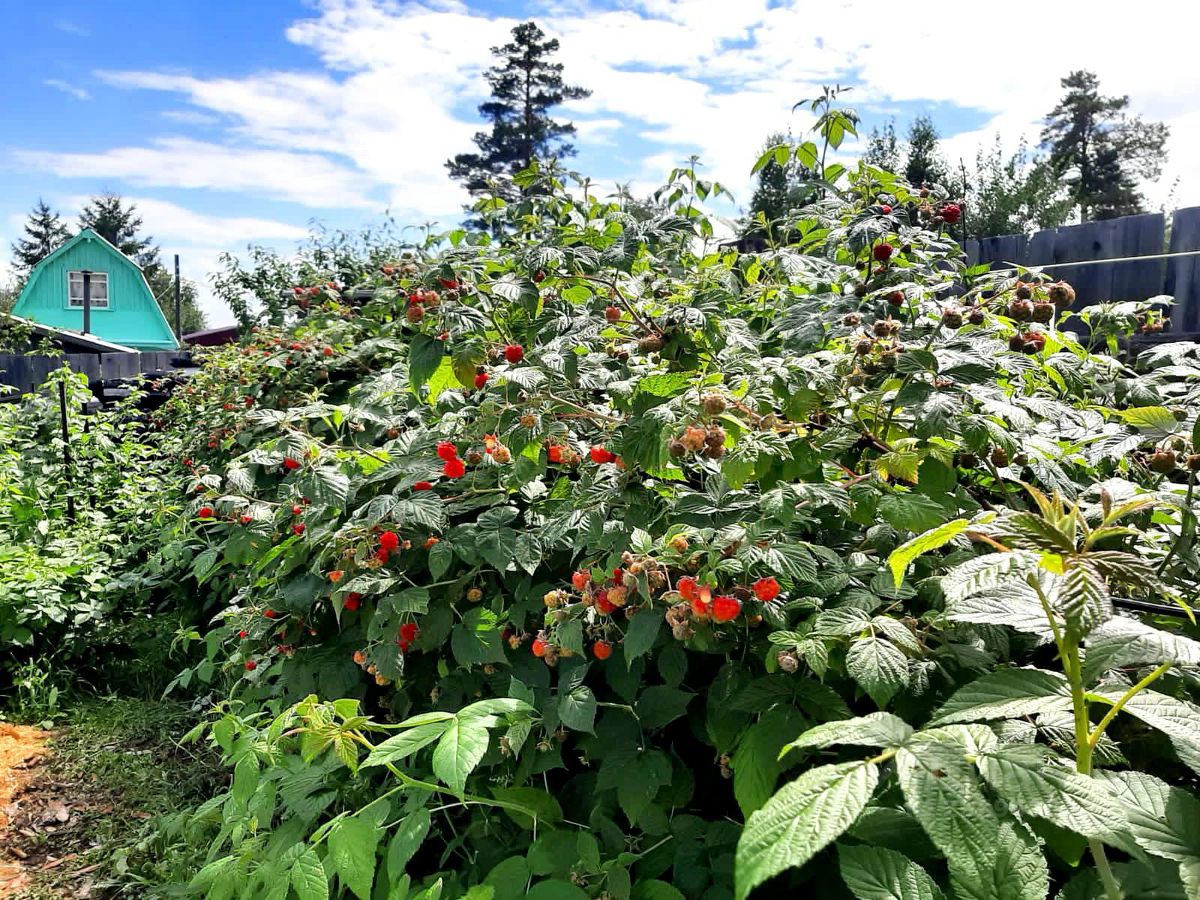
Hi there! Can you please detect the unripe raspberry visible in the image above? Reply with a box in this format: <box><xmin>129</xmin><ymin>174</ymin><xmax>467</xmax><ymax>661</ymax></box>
<box><xmin>467</xmin><ymin>587</ymin><xmax>483</xmax><ymax>603</ymax></box>
<box><xmin>681</xmin><ymin>426</ymin><xmax>707</xmax><ymax>452</ymax></box>
<box><xmin>778</xmin><ymin>652</ymin><xmax>799</xmax><ymax>673</ymax></box>
<box><xmin>1032</xmin><ymin>302</ymin><xmax>1054</xmax><ymax>324</ymax></box>
<box><xmin>1048</xmin><ymin>281</ymin><xmax>1076</xmax><ymax>309</ymax></box>
<box><xmin>1150</xmin><ymin>449</ymin><xmax>1178</xmax><ymax>474</ymax></box>
<box><xmin>1009</xmin><ymin>298</ymin><xmax>1034</xmax><ymax>321</ymax></box>
<box><xmin>1015</xmin><ymin>283</ymin><xmax>1032</xmax><ymax>300</ymax></box>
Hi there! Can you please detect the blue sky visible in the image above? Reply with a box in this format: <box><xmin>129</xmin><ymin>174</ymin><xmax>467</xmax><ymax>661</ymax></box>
<box><xmin>2</xmin><ymin>0</ymin><xmax>1192</xmax><ymax>325</ymax></box>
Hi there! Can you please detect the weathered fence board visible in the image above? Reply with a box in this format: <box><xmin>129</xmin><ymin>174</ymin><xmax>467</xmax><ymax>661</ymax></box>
<box><xmin>1167</xmin><ymin>207</ymin><xmax>1200</xmax><ymax>332</ymax></box>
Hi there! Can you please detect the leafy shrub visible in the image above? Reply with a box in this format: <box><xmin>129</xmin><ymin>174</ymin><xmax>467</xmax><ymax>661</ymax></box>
<box><xmin>0</xmin><ymin>369</ymin><xmax>183</xmax><ymax>695</ymax></box>
<box><xmin>156</xmin><ymin>122</ymin><xmax>1200</xmax><ymax>900</ymax></box>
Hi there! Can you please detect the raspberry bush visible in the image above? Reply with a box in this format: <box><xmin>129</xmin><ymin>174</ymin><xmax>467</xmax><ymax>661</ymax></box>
<box><xmin>153</xmin><ymin>119</ymin><xmax>1200</xmax><ymax>900</ymax></box>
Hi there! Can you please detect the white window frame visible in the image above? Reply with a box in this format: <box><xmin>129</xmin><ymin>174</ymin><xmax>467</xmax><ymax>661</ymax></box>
<box><xmin>67</xmin><ymin>271</ymin><xmax>110</xmax><ymax>309</ymax></box>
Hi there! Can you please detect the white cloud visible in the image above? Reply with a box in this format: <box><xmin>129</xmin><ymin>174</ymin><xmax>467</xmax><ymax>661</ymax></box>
<box><xmin>15</xmin><ymin>138</ymin><xmax>378</xmax><ymax>209</ymax></box>
<box><xmin>61</xmin><ymin>195</ymin><xmax>309</xmax><ymax>246</ymax></box>
<box><xmin>161</xmin><ymin>109</ymin><xmax>221</xmax><ymax>126</ymax></box>
<box><xmin>44</xmin><ymin>79</ymin><xmax>90</xmax><ymax>101</ymax></box>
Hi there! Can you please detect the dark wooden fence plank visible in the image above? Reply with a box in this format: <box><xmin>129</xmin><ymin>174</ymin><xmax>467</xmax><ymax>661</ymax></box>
<box><xmin>1111</xmin><ymin>213</ymin><xmax>1165</xmax><ymax>301</ymax></box>
<box><xmin>1168</xmin><ymin>208</ymin><xmax>1200</xmax><ymax>332</ymax></box>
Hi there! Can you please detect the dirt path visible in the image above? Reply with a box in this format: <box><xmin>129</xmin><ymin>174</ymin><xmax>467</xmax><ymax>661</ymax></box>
<box><xmin>0</xmin><ymin>723</ymin><xmax>51</xmax><ymax>897</ymax></box>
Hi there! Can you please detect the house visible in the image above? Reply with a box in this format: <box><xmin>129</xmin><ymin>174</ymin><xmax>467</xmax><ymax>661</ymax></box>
<box><xmin>11</xmin><ymin>229</ymin><xmax>179</xmax><ymax>350</ymax></box>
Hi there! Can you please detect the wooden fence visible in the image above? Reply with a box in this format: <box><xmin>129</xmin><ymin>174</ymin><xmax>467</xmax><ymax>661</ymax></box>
<box><xmin>965</xmin><ymin>207</ymin><xmax>1200</xmax><ymax>332</ymax></box>
<box><xmin>0</xmin><ymin>351</ymin><xmax>194</xmax><ymax>397</ymax></box>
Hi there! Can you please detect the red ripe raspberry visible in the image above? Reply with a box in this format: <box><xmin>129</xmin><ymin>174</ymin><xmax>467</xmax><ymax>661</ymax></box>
<box><xmin>690</xmin><ymin>585</ymin><xmax>712</xmax><ymax>619</ymax></box>
<box><xmin>283</xmin><ymin>458</ymin><xmax>301</xmax><ymax>471</ymax></box>
<box><xmin>612</xmin><ymin>568</ymin><xmax>623</xmax><ymax>581</ymax></box>
<box><xmin>424</xmin><ymin>536</ymin><xmax>440</xmax><ymax>550</ymax></box>
<box><xmin>374</xmin><ymin>548</ymin><xmax>390</xmax><ymax>563</ymax></box>
<box><xmin>240</xmin><ymin>514</ymin><xmax>253</xmax><ymax>525</ymax></box>
<box><xmin>880</xmin><ymin>204</ymin><xmax>892</xmax><ymax>214</ymax></box>
<box><xmin>263</xmin><ymin>609</ymin><xmax>279</xmax><ymax>619</ymax></box>
<box><xmin>504</xmin><ymin>344</ymin><xmax>524</xmax><ymax>364</ymax></box>
<box><xmin>443</xmin><ymin>457</ymin><xmax>467</xmax><ymax>478</ymax></box>
<box><xmin>473</xmin><ymin>372</ymin><xmax>489</xmax><ymax>389</ymax></box>
<box><xmin>436</xmin><ymin>441</ymin><xmax>458</xmax><ymax>461</ymax></box>
<box><xmin>322</xmin><ymin>346</ymin><xmax>334</xmax><ymax>357</ymax></box>
<box><xmin>676</xmin><ymin>576</ymin><xmax>699</xmax><ymax>602</ymax></box>
<box><xmin>343</xmin><ymin>594</ymin><xmax>361</xmax><ymax>612</ymax></box>
<box><xmin>439</xmin><ymin>278</ymin><xmax>459</xmax><ymax>290</ymax></box>
<box><xmin>291</xmin><ymin>504</ymin><xmax>303</xmax><ymax>516</ymax></box>
<box><xmin>531</xmin><ymin>638</ymin><xmax>549</xmax><ymax>658</ymax></box>
<box><xmin>198</xmin><ymin>506</ymin><xmax>214</xmax><ymax>519</ymax></box>
<box><xmin>379</xmin><ymin>531</ymin><xmax>400</xmax><ymax>552</ymax></box>
<box><xmin>604</xmin><ymin>306</ymin><xmax>621</xmax><ymax>323</ymax></box>
<box><xmin>941</xmin><ymin>203</ymin><xmax>962</xmax><ymax>224</ymax></box>
<box><xmin>547</xmin><ymin>444</ymin><xmax>564</xmax><ymax>463</ymax></box>
<box><xmin>590</xmin><ymin>446</ymin><xmax>614</xmax><ymax>464</ymax></box>
<box><xmin>183</xmin><ymin>458</ymin><xmax>192</xmax><ymax>467</ymax></box>
<box><xmin>752</xmin><ymin>577</ymin><xmax>780</xmax><ymax>602</ymax></box>
<box><xmin>872</xmin><ymin>243</ymin><xmax>894</xmax><ymax>262</ymax></box>
<box><xmin>399</xmin><ymin>622</ymin><xmax>419</xmax><ymax>651</ymax></box>
<box><xmin>533</xmin><ymin>270</ymin><xmax>546</xmax><ymax>283</ymax></box>
<box><xmin>292</xmin><ymin>523</ymin><xmax>306</xmax><ymax>536</ymax></box>
<box><xmin>244</xmin><ymin>660</ymin><xmax>257</xmax><ymax>671</ymax></box>
<box><xmin>414</xmin><ymin>481</ymin><xmax>433</xmax><ymax>491</ymax></box>
<box><xmin>711</xmin><ymin>594</ymin><xmax>742</xmax><ymax>623</ymax></box>
<box><xmin>572</xmin><ymin>570</ymin><xmax>591</xmax><ymax>591</ymax></box>
<box><xmin>593</xmin><ymin>640</ymin><xmax>613</xmax><ymax>660</ymax></box>
<box><xmin>329</xmin><ymin>569</ymin><xmax>344</xmax><ymax>583</ymax></box>
<box><xmin>594</xmin><ymin>590</ymin><xmax>616</xmax><ymax>615</ymax></box>
<box><xmin>238</xmin><ymin>630</ymin><xmax>248</xmax><ymax>639</ymax></box>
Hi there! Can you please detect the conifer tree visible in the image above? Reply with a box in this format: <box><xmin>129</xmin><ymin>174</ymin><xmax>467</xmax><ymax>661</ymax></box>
<box><xmin>11</xmin><ymin>199</ymin><xmax>70</xmax><ymax>277</ymax></box>
<box><xmin>1041</xmin><ymin>70</ymin><xmax>1169</xmax><ymax>221</ymax></box>
<box><xmin>447</xmin><ymin>21</ymin><xmax>590</xmax><ymax>199</ymax></box>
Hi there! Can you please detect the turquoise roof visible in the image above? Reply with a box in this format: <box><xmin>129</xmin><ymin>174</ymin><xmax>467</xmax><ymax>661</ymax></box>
<box><xmin>11</xmin><ymin>229</ymin><xmax>179</xmax><ymax>351</ymax></box>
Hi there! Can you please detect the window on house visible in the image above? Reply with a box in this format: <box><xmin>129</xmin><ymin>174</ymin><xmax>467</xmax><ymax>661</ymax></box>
<box><xmin>68</xmin><ymin>271</ymin><xmax>110</xmax><ymax>308</ymax></box>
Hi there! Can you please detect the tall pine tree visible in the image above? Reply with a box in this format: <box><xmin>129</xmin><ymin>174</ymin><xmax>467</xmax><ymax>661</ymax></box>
<box><xmin>904</xmin><ymin>116</ymin><xmax>948</xmax><ymax>187</ymax></box>
<box><xmin>1041</xmin><ymin>70</ymin><xmax>1169</xmax><ymax>221</ymax></box>
<box><xmin>447</xmin><ymin>21</ymin><xmax>590</xmax><ymax>199</ymax></box>
<box><xmin>11</xmin><ymin>199</ymin><xmax>70</xmax><ymax>277</ymax></box>
<box><xmin>79</xmin><ymin>193</ymin><xmax>157</xmax><ymax>266</ymax></box>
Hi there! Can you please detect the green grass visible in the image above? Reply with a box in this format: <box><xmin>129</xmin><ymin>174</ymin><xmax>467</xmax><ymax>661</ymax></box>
<box><xmin>7</xmin><ymin>697</ymin><xmax>221</xmax><ymax>899</ymax></box>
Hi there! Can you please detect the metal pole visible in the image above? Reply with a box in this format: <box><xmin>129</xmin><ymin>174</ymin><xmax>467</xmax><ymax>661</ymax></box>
<box><xmin>174</xmin><ymin>254</ymin><xmax>182</xmax><ymax>340</ymax></box>
<box><xmin>59</xmin><ymin>380</ymin><xmax>75</xmax><ymax>523</ymax></box>
<box><xmin>81</xmin><ymin>269</ymin><xmax>92</xmax><ymax>335</ymax></box>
